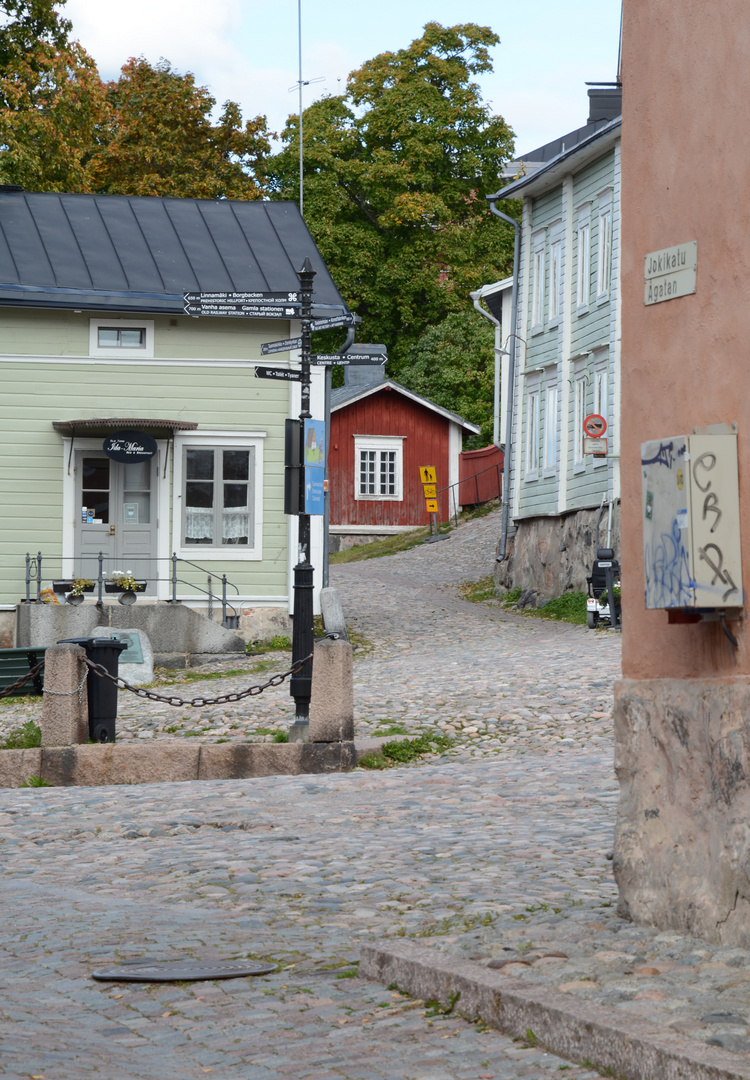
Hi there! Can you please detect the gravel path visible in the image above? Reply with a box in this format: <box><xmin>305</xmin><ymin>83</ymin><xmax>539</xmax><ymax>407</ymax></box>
<box><xmin>0</xmin><ymin>511</ymin><xmax>747</xmax><ymax>1077</ymax></box>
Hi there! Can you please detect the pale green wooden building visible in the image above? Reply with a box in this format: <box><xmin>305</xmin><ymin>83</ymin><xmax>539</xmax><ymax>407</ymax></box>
<box><xmin>0</xmin><ymin>190</ymin><xmax>348</xmax><ymax>643</ymax></box>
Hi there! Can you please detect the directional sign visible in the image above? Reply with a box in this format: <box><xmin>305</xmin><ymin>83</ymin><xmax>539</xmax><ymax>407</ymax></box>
<box><xmin>254</xmin><ymin>366</ymin><xmax>303</xmax><ymax>382</ymax></box>
<box><xmin>184</xmin><ymin>291</ymin><xmax>300</xmax><ymax>318</ymax></box>
<box><xmin>583</xmin><ymin>413</ymin><xmax>607</xmax><ymax>438</ymax></box>
<box><xmin>310</xmin><ymin>352</ymin><xmax>387</xmax><ymax>366</ymax></box>
<box><xmin>311</xmin><ymin>314</ymin><xmax>356</xmax><ymax>331</ymax></box>
<box><xmin>261</xmin><ymin>337</ymin><xmax>302</xmax><ymax>355</ymax></box>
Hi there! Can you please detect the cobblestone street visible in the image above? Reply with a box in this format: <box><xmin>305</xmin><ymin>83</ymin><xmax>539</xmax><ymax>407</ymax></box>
<box><xmin>2</xmin><ymin>512</ymin><xmax>748</xmax><ymax>1077</ymax></box>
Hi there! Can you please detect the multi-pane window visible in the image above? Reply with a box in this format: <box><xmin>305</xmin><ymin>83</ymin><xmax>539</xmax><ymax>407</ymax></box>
<box><xmin>531</xmin><ymin>234</ymin><xmax>545</xmax><ymax>331</ymax></box>
<box><xmin>544</xmin><ymin>385</ymin><xmax>558</xmax><ymax>471</ymax></box>
<box><xmin>598</xmin><ymin>203</ymin><xmax>613</xmax><ymax>298</ymax></box>
<box><xmin>90</xmin><ymin>318</ymin><xmax>154</xmax><ymax>358</ymax></box>
<box><xmin>97</xmin><ymin>327</ymin><xmax>146</xmax><ymax>349</ymax></box>
<box><xmin>359</xmin><ymin>449</ymin><xmax>397</xmax><ymax>496</ymax></box>
<box><xmin>576</xmin><ymin>213</ymin><xmax>591</xmax><ymax>309</ymax></box>
<box><xmin>549</xmin><ymin>238</ymin><xmax>563</xmax><ymax>320</ymax></box>
<box><xmin>573</xmin><ymin>374</ymin><xmax>587</xmax><ymax>468</ymax></box>
<box><xmin>525</xmin><ymin>388</ymin><xmax>540</xmax><ymax>478</ymax></box>
<box><xmin>354</xmin><ymin>437</ymin><xmax>403</xmax><ymax>500</ymax></box>
<box><xmin>594</xmin><ymin>366</ymin><xmax>608</xmax><ymax>425</ymax></box>
<box><xmin>183</xmin><ymin>447</ymin><xmax>254</xmax><ymax>546</ymax></box>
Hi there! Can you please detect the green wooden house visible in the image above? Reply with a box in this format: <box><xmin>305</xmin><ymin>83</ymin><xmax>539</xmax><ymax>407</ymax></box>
<box><xmin>0</xmin><ymin>189</ymin><xmax>349</xmax><ymax>651</ymax></box>
<box><xmin>483</xmin><ymin>88</ymin><xmax>622</xmax><ymax>600</ymax></box>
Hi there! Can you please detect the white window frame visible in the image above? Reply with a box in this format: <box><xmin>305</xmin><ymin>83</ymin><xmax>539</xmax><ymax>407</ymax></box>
<box><xmin>573</xmin><ymin>367</ymin><xmax>587</xmax><ymax>472</ymax></box>
<box><xmin>597</xmin><ymin>192</ymin><xmax>613</xmax><ymax>301</ymax></box>
<box><xmin>543</xmin><ymin>382</ymin><xmax>558</xmax><ymax>475</ymax></box>
<box><xmin>354</xmin><ymin>435</ymin><xmax>404</xmax><ymax>501</ymax></box>
<box><xmin>548</xmin><ymin>224</ymin><xmax>563</xmax><ymax>324</ymax></box>
<box><xmin>530</xmin><ymin>231</ymin><xmax>546</xmax><ymax>334</ymax></box>
<box><xmin>173</xmin><ymin>432</ymin><xmax>265</xmax><ymax>560</ymax></box>
<box><xmin>593</xmin><ymin>359</ymin><xmax>609</xmax><ymax>469</ymax></box>
<box><xmin>576</xmin><ymin>205</ymin><xmax>591</xmax><ymax>311</ymax></box>
<box><xmin>525</xmin><ymin>383</ymin><xmax>540</xmax><ymax>480</ymax></box>
<box><xmin>89</xmin><ymin>318</ymin><xmax>154</xmax><ymax>359</ymax></box>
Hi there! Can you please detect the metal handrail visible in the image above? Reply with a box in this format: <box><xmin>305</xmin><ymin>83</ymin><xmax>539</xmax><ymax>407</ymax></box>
<box><xmin>434</xmin><ymin>462</ymin><xmax>503</xmax><ymax>527</ymax></box>
<box><xmin>24</xmin><ymin>551</ymin><xmax>241</xmax><ymax>629</ymax></box>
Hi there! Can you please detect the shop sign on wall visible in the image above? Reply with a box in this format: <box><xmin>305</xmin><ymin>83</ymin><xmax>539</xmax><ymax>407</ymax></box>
<box><xmin>644</xmin><ymin>240</ymin><xmax>697</xmax><ymax>306</ymax></box>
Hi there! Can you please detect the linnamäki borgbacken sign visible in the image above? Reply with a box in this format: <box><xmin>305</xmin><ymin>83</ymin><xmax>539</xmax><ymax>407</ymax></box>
<box><xmin>183</xmin><ymin>291</ymin><xmax>300</xmax><ymax>319</ymax></box>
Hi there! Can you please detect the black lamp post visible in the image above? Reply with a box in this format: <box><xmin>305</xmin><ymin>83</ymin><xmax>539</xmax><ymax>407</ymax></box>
<box><xmin>289</xmin><ymin>257</ymin><xmax>316</xmax><ymax>739</ymax></box>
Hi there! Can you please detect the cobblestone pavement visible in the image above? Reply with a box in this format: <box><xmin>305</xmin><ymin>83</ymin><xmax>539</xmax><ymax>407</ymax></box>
<box><xmin>1</xmin><ymin>512</ymin><xmax>748</xmax><ymax>1076</ymax></box>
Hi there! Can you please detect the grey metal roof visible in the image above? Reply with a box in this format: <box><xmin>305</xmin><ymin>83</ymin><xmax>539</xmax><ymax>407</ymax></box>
<box><xmin>331</xmin><ymin>380</ymin><xmax>480</xmax><ymax>434</ymax></box>
<box><xmin>0</xmin><ymin>190</ymin><xmax>349</xmax><ymax>315</ymax></box>
<box><xmin>492</xmin><ymin>116</ymin><xmax>621</xmax><ymax>201</ymax></box>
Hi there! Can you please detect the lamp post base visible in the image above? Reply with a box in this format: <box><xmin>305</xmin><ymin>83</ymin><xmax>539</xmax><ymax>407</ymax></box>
<box><xmin>288</xmin><ymin>719</ymin><xmax>310</xmax><ymax>743</ymax></box>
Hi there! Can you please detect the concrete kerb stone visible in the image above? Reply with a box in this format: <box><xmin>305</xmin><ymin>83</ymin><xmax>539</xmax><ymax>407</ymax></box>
<box><xmin>0</xmin><ymin>739</ymin><xmax>365</xmax><ymax>787</ymax></box>
<box><xmin>360</xmin><ymin>940</ymin><xmax>750</xmax><ymax>1080</ymax></box>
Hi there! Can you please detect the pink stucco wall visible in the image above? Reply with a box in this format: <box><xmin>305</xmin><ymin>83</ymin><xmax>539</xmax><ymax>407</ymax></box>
<box><xmin>621</xmin><ymin>0</ymin><xmax>750</xmax><ymax>678</ymax></box>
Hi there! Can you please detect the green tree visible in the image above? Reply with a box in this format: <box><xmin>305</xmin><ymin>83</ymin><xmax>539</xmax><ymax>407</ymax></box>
<box><xmin>92</xmin><ymin>58</ymin><xmax>271</xmax><ymax>199</ymax></box>
<box><xmin>402</xmin><ymin>310</ymin><xmax>496</xmax><ymax>449</ymax></box>
<box><xmin>0</xmin><ymin>0</ymin><xmax>107</xmax><ymax>191</ymax></box>
<box><xmin>269</xmin><ymin>22</ymin><xmax>517</xmax><ymax>376</ymax></box>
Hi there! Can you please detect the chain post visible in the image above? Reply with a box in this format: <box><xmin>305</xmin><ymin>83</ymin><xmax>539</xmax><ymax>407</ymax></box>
<box><xmin>98</xmin><ymin>551</ymin><xmax>104</xmax><ymax>605</ymax></box>
<box><xmin>25</xmin><ymin>553</ymin><xmax>30</xmax><ymax>604</ymax></box>
<box><xmin>36</xmin><ymin>551</ymin><xmax>42</xmax><ymax>602</ymax></box>
<box><xmin>172</xmin><ymin>552</ymin><xmax>178</xmax><ymax>602</ymax></box>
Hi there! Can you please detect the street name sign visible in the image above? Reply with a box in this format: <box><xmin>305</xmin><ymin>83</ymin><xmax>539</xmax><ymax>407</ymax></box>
<box><xmin>644</xmin><ymin>241</ymin><xmax>697</xmax><ymax>306</ymax></box>
<box><xmin>184</xmin><ymin>291</ymin><xmax>300</xmax><ymax>318</ymax></box>
<box><xmin>254</xmin><ymin>366</ymin><xmax>303</xmax><ymax>382</ymax></box>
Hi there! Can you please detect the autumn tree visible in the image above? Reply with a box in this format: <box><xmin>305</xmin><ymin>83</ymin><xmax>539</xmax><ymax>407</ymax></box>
<box><xmin>0</xmin><ymin>0</ymin><xmax>107</xmax><ymax>190</ymax></box>
<box><xmin>269</xmin><ymin>22</ymin><xmax>517</xmax><ymax>378</ymax></box>
<box><xmin>91</xmin><ymin>58</ymin><xmax>271</xmax><ymax>199</ymax></box>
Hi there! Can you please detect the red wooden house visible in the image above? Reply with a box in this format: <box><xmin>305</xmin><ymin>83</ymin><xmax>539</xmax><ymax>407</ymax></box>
<box><xmin>329</xmin><ymin>368</ymin><xmax>481</xmax><ymax>550</ymax></box>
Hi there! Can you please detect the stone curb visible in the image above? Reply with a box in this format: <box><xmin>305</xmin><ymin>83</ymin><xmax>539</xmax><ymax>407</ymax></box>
<box><xmin>359</xmin><ymin>940</ymin><xmax>750</xmax><ymax>1080</ymax></box>
<box><xmin>0</xmin><ymin>740</ymin><xmax>359</xmax><ymax>788</ymax></box>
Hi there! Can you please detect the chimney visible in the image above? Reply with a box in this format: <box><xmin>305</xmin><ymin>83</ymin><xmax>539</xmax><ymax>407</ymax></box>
<box><xmin>587</xmin><ymin>85</ymin><xmax>622</xmax><ymax>123</ymax></box>
<box><xmin>344</xmin><ymin>363</ymin><xmax>386</xmax><ymax>388</ymax></box>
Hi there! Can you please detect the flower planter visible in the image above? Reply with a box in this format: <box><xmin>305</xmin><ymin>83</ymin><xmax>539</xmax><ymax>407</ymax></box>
<box><xmin>104</xmin><ymin>581</ymin><xmax>147</xmax><ymax>593</ymax></box>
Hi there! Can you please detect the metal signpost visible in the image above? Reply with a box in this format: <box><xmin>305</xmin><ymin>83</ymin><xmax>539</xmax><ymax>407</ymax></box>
<box><xmin>183</xmin><ymin>292</ymin><xmax>300</xmax><ymax>319</ymax></box>
<box><xmin>288</xmin><ymin>259</ymin><xmax>316</xmax><ymax>740</ymax></box>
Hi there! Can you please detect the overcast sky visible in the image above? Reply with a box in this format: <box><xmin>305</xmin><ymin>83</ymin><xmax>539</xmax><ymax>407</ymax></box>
<box><xmin>64</xmin><ymin>0</ymin><xmax>622</xmax><ymax>155</ymax></box>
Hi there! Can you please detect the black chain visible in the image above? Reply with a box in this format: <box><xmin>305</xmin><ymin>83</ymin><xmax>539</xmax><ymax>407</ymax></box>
<box><xmin>80</xmin><ymin>654</ymin><xmax>313</xmax><ymax>707</ymax></box>
<box><xmin>0</xmin><ymin>660</ymin><xmax>45</xmax><ymax>700</ymax></box>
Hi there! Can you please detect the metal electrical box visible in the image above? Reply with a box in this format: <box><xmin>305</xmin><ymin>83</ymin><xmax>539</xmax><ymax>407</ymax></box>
<box><xmin>641</xmin><ymin>427</ymin><xmax>743</xmax><ymax>610</ymax></box>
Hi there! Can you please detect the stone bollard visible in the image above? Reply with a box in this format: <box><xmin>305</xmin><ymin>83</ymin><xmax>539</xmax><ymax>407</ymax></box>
<box><xmin>40</xmin><ymin>644</ymin><xmax>89</xmax><ymax>746</ymax></box>
<box><xmin>309</xmin><ymin>637</ymin><xmax>354</xmax><ymax>742</ymax></box>
<box><xmin>319</xmin><ymin>587</ymin><xmax>349</xmax><ymax>642</ymax></box>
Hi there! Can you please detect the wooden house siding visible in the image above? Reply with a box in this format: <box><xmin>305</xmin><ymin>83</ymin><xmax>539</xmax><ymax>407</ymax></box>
<box><xmin>510</xmin><ymin>137</ymin><xmax>619</xmax><ymax>524</ymax></box>
<box><xmin>330</xmin><ymin>389</ymin><xmax>452</xmax><ymax>527</ymax></box>
<box><xmin>0</xmin><ymin>350</ymin><xmax>291</xmax><ymax>604</ymax></box>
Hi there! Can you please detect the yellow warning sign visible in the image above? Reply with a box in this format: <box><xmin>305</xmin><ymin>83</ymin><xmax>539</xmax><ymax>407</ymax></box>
<box><xmin>425</xmin><ymin>499</ymin><xmax>439</xmax><ymax>513</ymax></box>
<box><xmin>422</xmin><ymin>484</ymin><xmax>437</xmax><ymax>499</ymax></box>
<box><xmin>419</xmin><ymin>466</ymin><xmax>436</xmax><ymax>484</ymax></box>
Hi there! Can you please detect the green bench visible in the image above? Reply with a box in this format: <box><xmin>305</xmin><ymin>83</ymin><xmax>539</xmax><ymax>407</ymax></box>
<box><xmin>0</xmin><ymin>647</ymin><xmax>47</xmax><ymax>696</ymax></box>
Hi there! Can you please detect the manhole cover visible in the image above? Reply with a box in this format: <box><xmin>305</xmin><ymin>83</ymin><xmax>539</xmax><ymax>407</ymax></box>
<box><xmin>92</xmin><ymin>960</ymin><xmax>276</xmax><ymax>982</ymax></box>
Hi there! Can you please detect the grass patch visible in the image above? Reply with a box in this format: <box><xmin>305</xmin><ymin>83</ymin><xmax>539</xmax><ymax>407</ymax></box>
<box><xmin>329</xmin><ymin>525</ymin><xmax>448</xmax><ymax>564</ymax></box>
<box><xmin>0</xmin><ymin>721</ymin><xmax>41</xmax><ymax>749</ymax></box>
<box><xmin>372</xmin><ymin>723</ymin><xmax>409</xmax><ymax>736</ymax></box>
<box><xmin>20</xmin><ymin>774</ymin><xmax>50</xmax><ymax>787</ymax></box>
<box><xmin>151</xmin><ymin>668</ymin><xmax>246</xmax><ymax>687</ymax></box>
<box><xmin>534</xmin><ymin>591</ymin><xmax>588</xmax><ymax>625</ymax></box>
<box><xmin>273</xmin><ymin>731</ymin><xmax>289</xmax><ymax>743</ymax></box>
<box><xmin>459</xmin><ymin>576</ymin><xmax>497</xmax><ymax>603</ymax></box>
<box><xmin>247</xmin><ymin>634</ymin><xmax>291</xmax><ymax>654</ymax></box>
<box><xmin>359</xmin><ymin>732</ymin><xmax>454</xmax><ymax>770</ymax></box>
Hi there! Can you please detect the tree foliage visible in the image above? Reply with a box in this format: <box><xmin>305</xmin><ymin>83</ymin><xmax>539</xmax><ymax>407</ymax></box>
<box><xmin>0</xmin><ymin>0</ymin><xmax>107</xmax><ymax>190</ymax></box>
<box><xmin>402</xmin><ymin>311</ymin><xmax>496</xmax><ymax>449</ymax></box>
<box><xmin>0</xmin><ymin>3</ymin><xmax>270</xmax><ymax>197</ymax></box>
<box><xmin>91</xmin><ymin>58</ymin><xmax>270</xmax><ymax>199</ymax></box>
<box><xmin>269</xmin><ymin>22</ymin><xmax>518</xmax><ymax>382</ymax></box>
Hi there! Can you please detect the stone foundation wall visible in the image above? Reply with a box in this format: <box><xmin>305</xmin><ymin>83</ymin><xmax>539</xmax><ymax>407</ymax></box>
<box><xmin>614</xmin><ymin>677</ymin><xmax>750</xmax><ymax>945</ymax></box>
<box><xmin>495</xmin><ymin>503</ymin><xmax>620</xmax><ymax>603</ymax></box>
